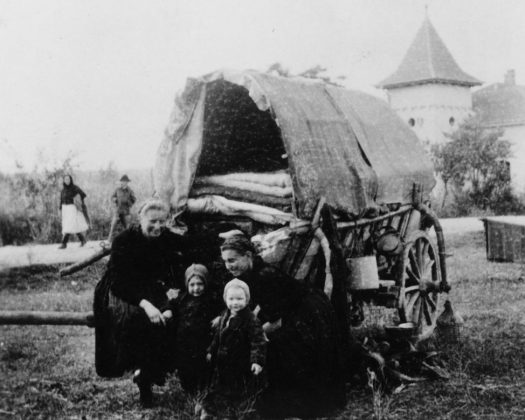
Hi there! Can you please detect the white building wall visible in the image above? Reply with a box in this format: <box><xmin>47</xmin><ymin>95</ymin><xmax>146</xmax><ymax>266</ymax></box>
<box><xmin>387</xmin><ymin>84</ymin><xmax>473</xmax><ymax>145</ymax></box>
<box><xmin>502</xmin><ymin>125</ymin><xmax>525</xmax><ymax>193</ymax></box>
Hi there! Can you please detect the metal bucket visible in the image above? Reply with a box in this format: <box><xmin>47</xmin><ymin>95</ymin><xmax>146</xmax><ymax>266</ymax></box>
<box><xmin>346</xmin><ymin>256</ymin><xmax>379</xmax><ymax>290</ymax></box>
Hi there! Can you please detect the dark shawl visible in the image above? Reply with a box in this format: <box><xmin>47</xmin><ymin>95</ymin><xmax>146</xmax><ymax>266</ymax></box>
<box><xmin>236</xmin><ymin>257</ymin><xmax>346</xmax><ymax>418</ymax></box>
<box><xmin>60</xmin><ymin>176</ymin><xmax>86</xmax><ymax>206</ymax></box>
<box><xmin>238</xmin><ymin>257</ymin><xmax>306</xmax><ymax>324</ymax></box>
<box><xmin>93</xmin><ymin>225</ymin><xmax>188</xmax><ymax>378</ymax></box>
<box><xmin>108</xmin><ymin>225</ymin><xmax>187</xmax><ymax>307</ymax></box>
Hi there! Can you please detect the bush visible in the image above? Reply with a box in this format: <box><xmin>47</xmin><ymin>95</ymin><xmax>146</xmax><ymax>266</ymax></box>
<box><xmin>431</xmin><ymin>115</ymin><xmax>524</xmax><ymax>217</ymax></box>
<box><xmin>0</xmin><ymin>161</ymin><xmax>152</xmax><ymax>245</ymax></box>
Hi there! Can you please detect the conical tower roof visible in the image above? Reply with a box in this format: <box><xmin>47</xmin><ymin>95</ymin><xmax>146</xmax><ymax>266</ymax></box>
<box><xmin>377</xmin><ymin>17</ymin><xmax>481</xmax><ymax>89</ymax></box>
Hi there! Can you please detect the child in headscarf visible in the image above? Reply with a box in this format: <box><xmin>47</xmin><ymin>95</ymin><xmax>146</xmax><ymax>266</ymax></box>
<box><xmin>169</xmin><ymin>264</ymin><xmax>222</xmax><ymax>395</ymax></box>
<box><xmin>200</xmin><ymin>279</ymin><xmax>266</xmax><ymax>420</ymax></box>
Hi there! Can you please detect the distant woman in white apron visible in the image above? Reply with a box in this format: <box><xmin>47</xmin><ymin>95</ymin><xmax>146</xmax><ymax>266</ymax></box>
<box><xmin>58</xmin><ymin>174</ymin><xmax>88</xmax><ymax>249</ymax></box>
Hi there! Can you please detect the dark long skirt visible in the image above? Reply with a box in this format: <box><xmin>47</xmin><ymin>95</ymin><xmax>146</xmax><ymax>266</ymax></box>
<box><xmin>260</xmin><ymin>290</ymin><xmax>346</xmax><ymax>418</ymax></box>
<box><xmin>94</xmin><ymin>276</ymin><xmax>174</xmax><ymax>383</ymax></box>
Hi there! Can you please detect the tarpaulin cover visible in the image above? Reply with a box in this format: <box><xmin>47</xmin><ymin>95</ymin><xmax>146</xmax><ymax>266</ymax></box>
<box><xmin>154</xmin><ymin>69</ymin><xmax>435</xmax><ymax>220</ymax></box>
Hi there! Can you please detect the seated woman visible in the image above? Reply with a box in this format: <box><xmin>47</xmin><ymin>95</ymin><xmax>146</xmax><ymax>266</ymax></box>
<box><xmin>219</xmin><ymin>235</ymin><xmax>347</xmax><ymax>418</ymax></box>
<box><xmin>93</xmin><ymin>199</ymin><xmax>187</xmax><ymax>407</ymax></box>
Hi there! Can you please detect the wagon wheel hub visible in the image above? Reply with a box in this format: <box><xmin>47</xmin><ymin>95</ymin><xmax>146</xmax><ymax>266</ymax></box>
<box><xmin>398</xmin><ymin>230</ymin><xmax>442</xmax><ymax>341</ymax></box>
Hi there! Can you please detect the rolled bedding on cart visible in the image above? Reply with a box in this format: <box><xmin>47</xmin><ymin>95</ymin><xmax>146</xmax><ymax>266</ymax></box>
<box><xmin>190</xmin><ymin>170</ymin><xmax>293</xmax><ymax>210</ymax></box>
<box><xmin>187</xmin><ymin>194</ymin><xmax>294</xmax><ymax>225</ymax></box>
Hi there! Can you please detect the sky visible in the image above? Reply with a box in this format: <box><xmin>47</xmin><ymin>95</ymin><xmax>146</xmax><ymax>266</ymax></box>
<box><xmin>1</xmin><ymin>0</ymin><xmax>524</xmax><ymax>172</ymax></box>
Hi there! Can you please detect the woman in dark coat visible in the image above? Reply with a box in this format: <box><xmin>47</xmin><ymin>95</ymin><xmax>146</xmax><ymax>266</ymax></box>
<box><xmin>58</xmin><ymin>174</ymin><xmax>88</xmax><ymax>248</ymax></box>
<box><xmin>93</xmin><ymin>199</ymin><xmax>187</xmax><ymax>407</ymax></box>
<box><xmin>220</xmin><ymin>236</ymin><xmax>347</xmax><ymax>418</ymax></box>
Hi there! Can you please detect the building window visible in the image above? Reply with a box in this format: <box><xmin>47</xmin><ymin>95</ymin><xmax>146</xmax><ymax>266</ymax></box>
<box><xmin>449</xmin><ymin>117</ymin><xmax>455</xmax><ymax>126</ymax></box>
<box><xmin>408</xmin><ymin>118</ymin><xmax>415</xmax><ymax>127</ymax></box>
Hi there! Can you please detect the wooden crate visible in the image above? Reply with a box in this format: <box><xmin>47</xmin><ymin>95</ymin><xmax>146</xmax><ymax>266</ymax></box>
<box><xmin>482</xmin><ymin>216</ymin><xmax>525</xmax><ymax>262</ymax></box>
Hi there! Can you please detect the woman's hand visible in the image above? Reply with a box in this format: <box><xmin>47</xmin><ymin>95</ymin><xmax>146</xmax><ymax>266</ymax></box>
<box><xmin>139</xmin><ymin>299</ymin><xmax>165</xmax><ymax>325</ymax></box>
<box><xmin>251</xmin><ymin>363</ymin><xmax>263</xmax><ymax>375</ymax></box>
<box><xmin>323</xmin><ymin>272</ymin><xmax>334</xmax><ymax>299</ymax></box>
<box><xmin>262</xmin><ymin>318</ymin><xmax>282</xmax><ymax>334</ymax></box>
<box><xmin>166</xmin><ymin>288</ymin><xmax>180</xmax><ymax>301</ymax></box>
<box><xmin>206</xmin><ymin>353</ymin><xmax>212</xmax><ymax>363</ymax></box>
<box><xmin>162</xmin><ymin>310</ymin><xmax>173</xmax><ymax>320</ymax></box>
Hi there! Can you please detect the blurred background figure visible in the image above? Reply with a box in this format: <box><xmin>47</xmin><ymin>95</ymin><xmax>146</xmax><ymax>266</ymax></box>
<box><xmin>58</xmin><ymin>174</ymin><xmax>88</xmax><ymax>249</ymax></box>
<box><xmin>108</xmin><ymin>174</ymin><xmax>136</xmax><ymax>242</ymax></box>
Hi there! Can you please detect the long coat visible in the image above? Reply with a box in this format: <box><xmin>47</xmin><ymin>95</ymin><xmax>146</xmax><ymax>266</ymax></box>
<box><xmin>170</xmin><ymin>292</ymin><xmax>222</xmax><ymax>393</ymax></box>
<box><xmin>111</xmin><ymin>186</ymin><xmax>136</xmax><ymax>215</ymax></box>
<box><xmin>237</xmin><ymin>257</ymin><xmax>347</xmax><ymax>418</ymax></box>
<box><xmin>94</xmin><ymin>225</ymin><xmax>187</xmax><ymax>379</ymax></box>
<box><xmin>204</xmin><ymin>307</ymin><xmax>267</xmax><ymax>416</ymax></box>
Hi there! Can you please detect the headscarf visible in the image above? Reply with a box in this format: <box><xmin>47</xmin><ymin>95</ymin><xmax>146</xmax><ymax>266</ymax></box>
<box><xmin>62</xmin><ymin>174</ymin><xmax>74</xmax><ymax>186</ymax></box>
<box><xmin>62</xmin><ymin>174</ymin><xmax>76</xmax><ymax>191</ymax></box>
<box><xmin>220</xmin><ymin>235</ymin><xmax>256</xmax><ymax>255</ymax></box>
<box><xmin>184</xmin><ymin>263</ymin><xmax>209</xmax><ymax>288</ymax></box>
<box><xmin>218</xmin><ymin>229</ymin><xmax>245</xmax><ymax>240</ymax></box>
<box><xmin>61</xmin><ymin>174</ymin><xmax>81</xmax><ymax>202</ymax></box>
<box><xmin>223</xmin><ymin>278</ymin><xmax>251</xmax><ymax>304</ymax></box>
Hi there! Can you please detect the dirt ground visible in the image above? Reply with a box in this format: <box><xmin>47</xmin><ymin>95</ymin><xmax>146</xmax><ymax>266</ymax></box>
<box><xmin>1</xmin><ymin>229</ymin><xmax>525</xmax><ymax>419</ymax></box>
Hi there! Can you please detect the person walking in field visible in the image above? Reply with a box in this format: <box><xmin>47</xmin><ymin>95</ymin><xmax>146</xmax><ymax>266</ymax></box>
<box><xmin>58</xmin><ymin>174</ymin><xmax>88</xmax><ymax>249</ymax></box>
<box><xmin>108</xmin><ymin>174</ymin><xmax>136</xmax><ymax>242</ymax></box>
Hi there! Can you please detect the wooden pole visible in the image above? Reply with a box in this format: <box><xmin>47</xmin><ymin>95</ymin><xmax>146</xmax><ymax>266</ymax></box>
<box><xmin>59</xmin><ymin>246</ymin><xmax>110</xmax><ymax>277</ymax></box>
<box><xmin>0</xmin><ymin>311</ymin><xmax>95</xmax><ymax>327</ymax></box>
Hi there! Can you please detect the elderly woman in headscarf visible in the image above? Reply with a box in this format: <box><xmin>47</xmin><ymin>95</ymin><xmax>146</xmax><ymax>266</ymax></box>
<box><xmin>58</xmin><ymin>174</ymin><xmax>88</xmax><ymax>248</ymax></box>
<box><xmin>219</xmin><ymin>235</ymin><xmax>347</xmax><ymax>418</ymax></box>
<box><xmin>93</xmin><ymin>199</ymin><xmax>188</xmax><ymax>408</ymax></box>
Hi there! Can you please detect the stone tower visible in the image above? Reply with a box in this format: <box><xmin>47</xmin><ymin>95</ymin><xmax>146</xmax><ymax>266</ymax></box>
<box><xmin>377</xmin><ymin>16</ymin><xmax>481</xmax><ymax>145</ymax></box>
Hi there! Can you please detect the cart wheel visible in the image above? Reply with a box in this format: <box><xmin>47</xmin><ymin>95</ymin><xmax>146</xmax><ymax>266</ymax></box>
<box><xmin>397</xmin><ymin>230</ymin><xmax>441</xmax><ymax>340</ymax></box>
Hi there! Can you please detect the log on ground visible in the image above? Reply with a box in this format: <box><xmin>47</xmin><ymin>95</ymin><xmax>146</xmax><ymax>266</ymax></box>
<box><xmin>0</xmin><ymin>311</ymin><xmax>95</xmax><ymax>327</ymax></box>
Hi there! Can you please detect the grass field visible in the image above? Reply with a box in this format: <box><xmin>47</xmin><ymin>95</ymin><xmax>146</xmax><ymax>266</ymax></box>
<box><xmin>1</xmin><ymin>230</ymin><xmax>525</xmax><ymax>419</ymax></box>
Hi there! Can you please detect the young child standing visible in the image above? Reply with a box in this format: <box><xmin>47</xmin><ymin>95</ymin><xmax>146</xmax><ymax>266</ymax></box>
<box><xmin>201</xmin><ymin>279</ymin><xmax>266</xmax><ymax>420</ymax></box>
<box><xmin>170</xmin><ymin>264</ymin><xmax>222</xmax><ymax>395</ymax></box>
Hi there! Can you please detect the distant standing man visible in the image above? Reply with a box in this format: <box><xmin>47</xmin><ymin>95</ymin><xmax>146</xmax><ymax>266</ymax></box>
<box><xmin>108</xmin><ymin>175</ymin><xmax>136</xmax><ymax>242</ymax></box>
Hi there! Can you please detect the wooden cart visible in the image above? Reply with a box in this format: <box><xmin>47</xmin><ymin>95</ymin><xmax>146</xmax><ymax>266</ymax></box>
<box><xmin>154</xmin><ymin>69</ymin><xmax>451</xmax><ymax>342</ymax></box>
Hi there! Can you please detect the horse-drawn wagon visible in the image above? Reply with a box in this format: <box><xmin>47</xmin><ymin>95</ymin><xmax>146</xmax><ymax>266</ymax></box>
<box><xmin>154</xmin><ymin>69</ymin><xmax>451</xmax><ymax>341</ymax></box>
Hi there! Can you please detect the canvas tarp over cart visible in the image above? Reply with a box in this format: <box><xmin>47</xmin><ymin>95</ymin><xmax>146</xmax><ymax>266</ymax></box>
<box><xmin>154</xmin><ymin>69</ymin><xmax>450</xmax><ymax>340</ymax></box>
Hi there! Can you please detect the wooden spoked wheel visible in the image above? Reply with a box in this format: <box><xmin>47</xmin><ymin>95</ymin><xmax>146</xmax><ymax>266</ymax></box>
<box><xmin>398</xmin><ymin>230</ymin><xmax>441</xmax><ymax>340</ymax></box>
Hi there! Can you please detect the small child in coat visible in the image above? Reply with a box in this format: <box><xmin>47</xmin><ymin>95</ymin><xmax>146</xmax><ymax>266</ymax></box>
<box><xmin>170</xmin><ymin>264</ymin><xmax>222</xmax><ymax>394</ymax></box>
<box><xmin>201</xmin><ymin>279</ymin><xmax>267</xmax><ymax>420</ymax></box>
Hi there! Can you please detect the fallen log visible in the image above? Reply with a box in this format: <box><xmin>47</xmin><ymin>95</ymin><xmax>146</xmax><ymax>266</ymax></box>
<box><xmin>59</xmin><ymin>245</ymin><xmax>110</xmax><ymax>277</ymax></box>
<box><xmin>0</xmin><ymin>311</ymin><xmax>95</xmax><ymax>327</ymax></box>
